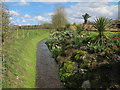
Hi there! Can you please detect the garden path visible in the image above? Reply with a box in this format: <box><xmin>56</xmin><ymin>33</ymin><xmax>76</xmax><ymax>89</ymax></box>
<box><xmin>35</xmin><ymin>39</ymin><xmax>64</xmax><ymax>88</ymax></box>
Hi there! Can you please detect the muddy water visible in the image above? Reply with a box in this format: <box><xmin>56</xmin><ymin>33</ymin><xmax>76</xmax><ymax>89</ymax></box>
<box><xmin>35</xmin><ymin>40</ymin><xmax>64</xmax><ymax>88</ymax></box>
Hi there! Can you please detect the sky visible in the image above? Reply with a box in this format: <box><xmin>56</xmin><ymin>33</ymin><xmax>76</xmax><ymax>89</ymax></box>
<box><xmin>3</xmin><ymin>0</ymin><xmax>119</xmax><ymax>25</ymax></box>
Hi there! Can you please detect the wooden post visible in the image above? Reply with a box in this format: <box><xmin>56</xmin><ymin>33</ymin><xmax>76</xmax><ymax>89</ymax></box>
<box><xmin>23</xmin><ymin>29</ymin><xmax>24</xmax><ymax>38</ymax></box>
<box><xmin>2</xmin><ymin>54</ymin><xmax>4</xmax><ymax>61</ymax></box>
<box><xmin>17</xmin><ymin>28</ymin><xmax>18</xmax><ymax>39</ymax></box>
<box><xmin>27</xmin><ymin>30</ymin><xmax>29</xmax><ymax>37</ymax></box>
<box><xmin>6</xmin><ymin>37</ymin><xmax>8</xmax><ymax>43</ymax></box>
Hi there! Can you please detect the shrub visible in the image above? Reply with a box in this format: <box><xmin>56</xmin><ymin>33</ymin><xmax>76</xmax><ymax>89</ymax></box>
<box><xmin>82</xmin><ymin>35</ymin><xmax>97</xmax><ymax>44</ymax></box>
<box><xmin>59</xmin><ymin>61</ymin><xmax>78</xmax><ymax>82</ymax></box>
<box><xmin>76</xmin><ymin>25</ymin><xmax>83</xmax><ymax>34</ymax></box>
<box><xmin>71</xmin><ymin>35</ymin><xmax>83</xmax><ymax>47</ymax></box>
<box><xmin>71</xmin><ymin>50</ymin><xmax>88</xmax><ymax>63</ymax></box>
<box><xmin>56</xmin><ymin>27</ymin><xmax>64</xmax><ymax>32</ymax></box>
<box><xmin>51</xmin><ymin>48</ymin><xmax>59</xmax><ymax>60</ymax></box>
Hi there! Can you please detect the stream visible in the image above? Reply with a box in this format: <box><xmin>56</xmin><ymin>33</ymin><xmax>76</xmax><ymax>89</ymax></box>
<box><xmin>35</xmin><ymin>39</ymin><xmax>64</xmax><ymax>88</ymax></box>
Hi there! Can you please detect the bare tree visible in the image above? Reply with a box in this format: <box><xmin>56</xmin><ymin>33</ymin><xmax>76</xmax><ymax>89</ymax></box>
<box><xmin>52</xmin><ymin>4</ymin><xmax>68</xmax><ymax>29</ymax></box>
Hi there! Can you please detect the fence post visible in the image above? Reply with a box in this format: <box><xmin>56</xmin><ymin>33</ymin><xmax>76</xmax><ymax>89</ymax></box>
<box><xmin>27</xmin><ymin>30</ymin><xmax>29</xmax><ymax>37</ymax></box>
<box><xmin>17</xmin><ymin>28</ymin><xmax>18</xmax><ymax>39</ymax></box>
<box><xmin>6</xmin><ymin>37</ymin><xmax>8</xmax><ymax>43</ymax></box>
<box><xmin>23</xmin><ymin>29</ymin><xmax>24</xmax><ymax>38</ymax></box>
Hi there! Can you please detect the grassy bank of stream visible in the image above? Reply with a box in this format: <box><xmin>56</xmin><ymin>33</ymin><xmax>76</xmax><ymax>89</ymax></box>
<box><xmin>2</xmin><ymin>30</ymin><xmax>50</xmax><ymax>88</ymax></box>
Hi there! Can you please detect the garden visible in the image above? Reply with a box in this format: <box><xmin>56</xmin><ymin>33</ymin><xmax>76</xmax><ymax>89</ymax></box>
<box><xmin>2</xmin><ymin>2</ymin><xmax>120</xmax><ymax>89</ymax></box>
<box><xmin>45</xmin><ymin>17</ymin><xmax>120</xmax><ymax>88</ymax></box>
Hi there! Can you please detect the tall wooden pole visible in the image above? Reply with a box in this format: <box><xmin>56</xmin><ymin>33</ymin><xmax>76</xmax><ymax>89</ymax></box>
<box><xmin>27</xmin><ymin>30</ymin><xmax>29</xmax><ymax>37</ymax></box>
<box><xmin>17</xmin><ymin>28</ymin><xmax>18</xmax><ymax>39</ymax></box>
<box><xmin>23</xmin><ymin>29</ymin><xmax>24</xmax><ymax>38</ymax></box>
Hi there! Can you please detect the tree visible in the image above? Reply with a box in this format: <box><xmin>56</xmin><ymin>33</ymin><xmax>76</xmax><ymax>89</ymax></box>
<box><xmin>2</xmin><ymin>3</ymin><xmax>11</xmax><ymax>43</ymax></box>
<box><xmin>52</xmin><ymin>4</ymin><xmax>68</xmax><ymax>29</ymax></box>
<box><xmin>0</xmin><ymin>2</ymin><xmax>2</xmax><ymax>40</ymax></box>
<box><xmin>82</xmin><ymin>13</ymin><xmax>91</xmax><ymax>30</ymax></box>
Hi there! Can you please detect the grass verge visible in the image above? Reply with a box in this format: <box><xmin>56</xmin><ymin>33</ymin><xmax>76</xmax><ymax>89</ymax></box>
<box><xmin>2</xmin><ymin>30</ymin><xmax>50</xmax><ymax>88</ymax></box>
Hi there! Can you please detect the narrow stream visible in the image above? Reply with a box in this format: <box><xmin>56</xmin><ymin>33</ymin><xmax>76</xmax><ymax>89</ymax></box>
<box><xmin>35</xmin><ymin>39</ymin><xmax>64</xmax><ymax>88</ymax></box>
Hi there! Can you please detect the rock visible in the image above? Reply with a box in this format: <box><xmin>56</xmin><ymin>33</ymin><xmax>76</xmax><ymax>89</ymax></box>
<box><xmin>112</xmin><ymin>54</ymin><xmax>120</xmax><ymax>62</ymax></box>
<box><xmin>82</xmin><ymin>80</ymin><xmax>91</xmax><ymax>89</ymax></box>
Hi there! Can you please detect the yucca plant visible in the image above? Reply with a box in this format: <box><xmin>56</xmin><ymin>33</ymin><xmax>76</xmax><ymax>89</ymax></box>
<box><xmin>94</xmin><ymin>17</ymin><xmax>111</xmax><ymax>44</ymax></box>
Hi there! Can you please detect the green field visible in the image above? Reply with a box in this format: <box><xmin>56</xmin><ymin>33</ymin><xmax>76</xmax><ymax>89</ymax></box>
<box><xmin>2</xmin><ymin>29</ymin><xmax>50</xmax><ymax>88</ymax></box>
<box><xmin>84</xmin><ymin>31</ymin><xmax>116</xmax><ymax>37</ymax></box>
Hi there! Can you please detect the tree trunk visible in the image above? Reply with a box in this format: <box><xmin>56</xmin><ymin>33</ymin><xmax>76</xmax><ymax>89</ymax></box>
<box><xmin>83</xmin><ymin>23</ymin><xmax>85</xmax><ymax>30</ymax></box>
<box><xmin>100</xmin><ymin>32</ymin><xmax>102</xmax><ymax>39</ymax></box>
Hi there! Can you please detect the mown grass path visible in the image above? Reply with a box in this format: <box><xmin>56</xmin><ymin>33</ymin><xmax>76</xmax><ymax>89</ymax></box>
<box><xmin>36</xmin><ymin>40</ymin><xmax>64</xmax><ymax>88</ymax></box>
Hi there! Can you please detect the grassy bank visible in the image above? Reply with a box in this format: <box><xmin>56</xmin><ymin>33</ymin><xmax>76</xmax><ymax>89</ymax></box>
<box><xmin>84</xmin><ymin>31</ymin><xmax>116</xmax><ymax>37</ymax></box>
<box><xmin>2</xmin><ymin>30</ymin><xmax>50</xmax><ymax>88</ymax></box>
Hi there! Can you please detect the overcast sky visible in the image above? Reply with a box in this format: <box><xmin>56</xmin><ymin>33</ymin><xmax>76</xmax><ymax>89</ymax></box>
<box><xmin>3</xmin><ymin>0</ymin><xmax>119</xmax><ymax>25</ymax></box>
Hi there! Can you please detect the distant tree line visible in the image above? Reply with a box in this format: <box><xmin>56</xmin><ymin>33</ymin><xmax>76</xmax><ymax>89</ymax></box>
<box><xmin>10</xmin><ymin>23</ymin><xmax>53</xmax><ymax>30</ymax></box>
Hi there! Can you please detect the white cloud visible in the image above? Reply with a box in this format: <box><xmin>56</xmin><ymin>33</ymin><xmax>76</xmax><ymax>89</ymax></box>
<box><xmin>3</xmin><ymin>0</ymin><xmax>119</xmax><ymax>2</ymax></box>
<box><xmin>27</xmin><ymin>16</ymin><xmax>50</xmax><ymax>24</ymax></box>
<box><xmin>24</xmin><ymin>14</ymin><xmax>31</xmax><ymax>18</ymax></box>
<box><xmin>11</xmin><ymin>21</ymin><xmax>16</xmax><ymax>25</ymax></box>
<box><xmin>18</xmin><ymin>0</ymin><xmax>30</xmax><ymax>6</ymax></box>
<box><xmin>21</xmin><ymin>0</ymin><xmax>120</xmax><ymax>2</ymax></box>
<box><xmin>2</xmin><ymin>0</ymin><xmax>9</xmax><ymax>2</ymax></box>
<box><xmin>17</xmin><ymin>19</ymin><xmax>20</xmax><ymax>23</ymax></box>
<box><xmin>9</xmin><ymin>10</ymin><xmax>19</xmax><ymax>17</ymax></box>
<box><xmin>48</xmin><ymin>13</ymin><xmax>54</xmax><ymax>16</ymax></box>
<box><xmin>22</xmin><ymin>19</ymin><xmax>26</xmax><ymax>23</ymax></box>
<box><xmin>26</xmin><ymin>23</ymin><xmax>31</xmax><ymax>25</ymax></box>
<box><xmin>9</xmin><ymin>17</ymin><xmax>14</xmax><ymax>21</ymax></box>
<box><xmin>66</xmin><ymin>2</ymin><xmax>118</xmax><ymax>23</ymax></box>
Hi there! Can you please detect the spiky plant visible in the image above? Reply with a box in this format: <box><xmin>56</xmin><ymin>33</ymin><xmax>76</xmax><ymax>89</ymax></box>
<box><xmin>94</xmin><ymin>17</ymin><xmax>111</xmax><ymax>44</ymax></box>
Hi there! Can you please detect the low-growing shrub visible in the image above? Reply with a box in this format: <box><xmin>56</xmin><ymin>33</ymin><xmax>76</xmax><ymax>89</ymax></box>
<box><xmin>51</xmin><ymin>48</ymin><xmax>59</xmax><ymax>60</ymax></box>
<box><xmin>59</xmin><ymin>61</ymin><xmax>78</xmax><ymax>82</ymax></box>
<box><xmin>71</xmin><ymin>36</ymin><xmax>83</xmax><ymax>47</ymax></box>
<box><xmin>87</xmin><ymin>43</ymin><xmax>106</xmax><ymax>53</ymax></box>
<box><xmin>82</xmin><ymin>35</ymin><xmax>97</xmax><ymax>44</ymax></box>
